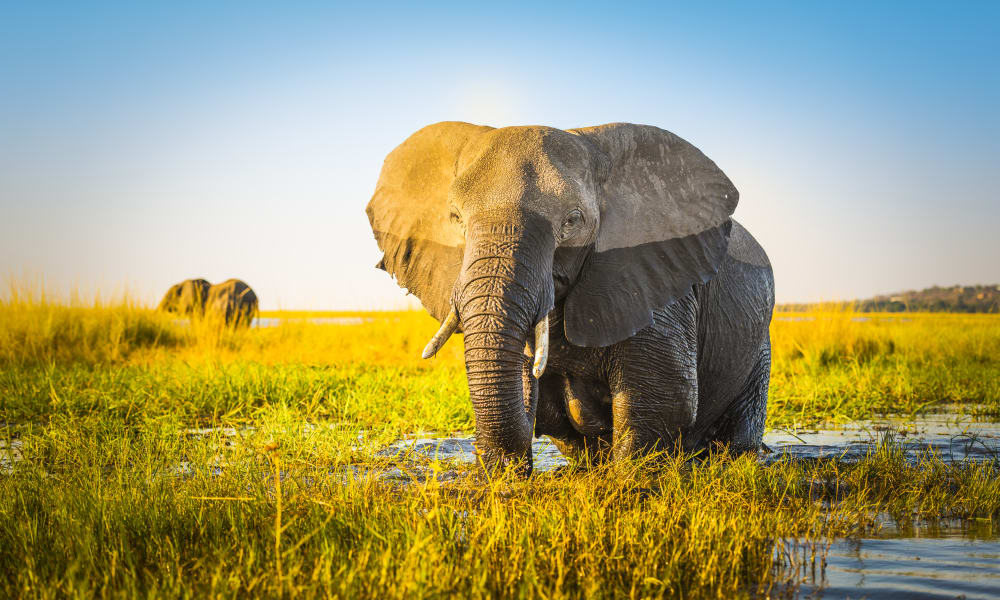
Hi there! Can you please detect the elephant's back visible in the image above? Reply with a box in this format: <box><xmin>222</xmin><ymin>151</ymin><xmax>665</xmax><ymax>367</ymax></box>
<box><xmin>726</xmin><ymin>221</ymin><xmax>772</xmax><ymax>272</ymax></box>
<box><xmin>207</xmin><ymin>279</ymin><xmax>254</xmax><ymax>301</ymax></box>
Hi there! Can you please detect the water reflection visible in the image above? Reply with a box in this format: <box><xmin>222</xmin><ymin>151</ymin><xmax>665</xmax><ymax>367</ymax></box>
<box><xmin>790</xmin><ymin>527</ymin><xmax>1000</xmax><ymax>599</ymax></box>
<box><xmin>764</xmin><ymin>414</ymin><xmax>999</xmax><ymax>463</ymax></box>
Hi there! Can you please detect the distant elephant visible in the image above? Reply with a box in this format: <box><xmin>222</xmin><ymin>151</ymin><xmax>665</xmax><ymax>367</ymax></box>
<box><xmin>205</xmin><ymin>279</ymin><xmax>258</xmax><ymax>327</ymax></box>
<box><xmin>368</xmin><ymin>122</ymin><xmax>774</xmax><ymax>474</ymax></box>
<box><xmin>157</xmin><ymin>278</ymin><xmax>211</xmax><ymax>316</ymax></box>
<box><xmin>158</xmin><ymin>278</ymin><xmax>258</xmax><ymax>327</ymax></box>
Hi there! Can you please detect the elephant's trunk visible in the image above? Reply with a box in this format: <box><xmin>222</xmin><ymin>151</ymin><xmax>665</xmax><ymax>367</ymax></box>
<box><xmin>457</xmin><ymin>215</ymin><xmax>555</xmax><ymax>475</ymax></box>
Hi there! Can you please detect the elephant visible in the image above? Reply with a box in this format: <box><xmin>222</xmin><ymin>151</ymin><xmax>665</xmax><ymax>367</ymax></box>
<box><xmin>157</xmin><ymin>278</ymin><xmax>211</xmax><ymax>316</ymax></box>
<box><xmin>367</xmin><ymin>122</ymin><xmax>774</xmax><ymax>475</ymax></box>
<box><xmin>158</xmin><ymin>278</ymin><xmax>258</xmax><ymax>327</ymax></box>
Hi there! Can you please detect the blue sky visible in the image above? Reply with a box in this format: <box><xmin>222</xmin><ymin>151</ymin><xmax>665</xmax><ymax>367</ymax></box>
<box><xmin>1</xmin><ymin>1</ymin><xmax>997</xmax><ymax>308</ymax></box>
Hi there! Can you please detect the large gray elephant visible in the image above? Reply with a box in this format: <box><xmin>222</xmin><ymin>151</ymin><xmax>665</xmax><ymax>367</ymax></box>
<box><xmin>367</xmin><ymin>122</ymin><xmax>774</xmax><ymax>474</ymax></box>
<box><xmin>158</xmin><ymin>278</ymin><xmax>258</xmax><ymax>327</ymax></box>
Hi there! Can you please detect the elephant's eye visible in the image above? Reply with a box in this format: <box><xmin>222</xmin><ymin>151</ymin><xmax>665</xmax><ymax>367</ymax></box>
<box><xmin>449</xmin><ymin>209</ymin><xmax>463</xmax><ymax>225</ymax></box>
<box><xmin>560</xmin><ymin>209</ymin><xmax>584</xmax><ymax>238</ymax></box>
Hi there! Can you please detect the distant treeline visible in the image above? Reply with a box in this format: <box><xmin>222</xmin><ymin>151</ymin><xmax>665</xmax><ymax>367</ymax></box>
<box><xmin>779</xmin><ymin>284</ymin><xmax>1000</xmax><ymax>313</ymax></box>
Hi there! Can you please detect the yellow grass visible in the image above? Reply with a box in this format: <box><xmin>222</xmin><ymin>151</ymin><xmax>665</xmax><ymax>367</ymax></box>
<box><xmin>1</xmin><ymin>289</ymin><xmax>998</xmax><ymax>598</ymax></box>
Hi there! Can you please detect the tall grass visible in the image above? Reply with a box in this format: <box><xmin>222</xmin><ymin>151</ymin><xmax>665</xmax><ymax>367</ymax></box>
<box><xmin>770</xmin><ymin>305</ymin><xmax>1000</xmax><ymax>424</ymax></box>
<box><xmin>3</xmin><ymin>292</ymin><xmax>997</xmax><ymax>425</ymax></box>
<box><xmin>2</xmin><ymin>420</ymin><xmax>996</xmax><ymax>598</ymax></box>
<box><xmin>0</xmin><ymin>285</ymin><xmax>181</xmax><ymax>365</ymax></box>
<box><xmin>1</xmin><ymin>293</ymin><xmax>999</xmax><ymax>597</ymax></box>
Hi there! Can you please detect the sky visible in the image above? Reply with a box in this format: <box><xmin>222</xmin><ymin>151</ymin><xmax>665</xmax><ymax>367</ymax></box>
<box><xmin>1</xmin><ymin>1</ymin><xmax>998</xmax><ymax>309</ymax></box>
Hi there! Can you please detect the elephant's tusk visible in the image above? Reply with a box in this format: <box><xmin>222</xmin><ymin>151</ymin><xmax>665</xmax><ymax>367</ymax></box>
<box><xmin>532</xmin><ymin>316</ymin><xmax>549</xmax><ymax>379</ymax></box>
<box><xmin>421</xmin><ymin>306</ymin><xmax>460</xmax><ymax>359</ymax></box>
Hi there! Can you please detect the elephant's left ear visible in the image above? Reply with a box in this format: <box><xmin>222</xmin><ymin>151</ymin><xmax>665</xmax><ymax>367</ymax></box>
<box><xmin>564</xmin><ymin>123</ymin><xmax>738</xmax><ymax>347</ymax></box>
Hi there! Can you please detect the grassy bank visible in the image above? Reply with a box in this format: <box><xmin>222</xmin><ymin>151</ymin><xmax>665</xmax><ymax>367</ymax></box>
<box><xmin>1</xmin><ymin>295</ymin><xmax>999</xmax><ymax>597</ymax></box>
<box><xmin>3</xmin><ymin>297</ymin><xmax>998</xmax><ymax>427</ymax></box>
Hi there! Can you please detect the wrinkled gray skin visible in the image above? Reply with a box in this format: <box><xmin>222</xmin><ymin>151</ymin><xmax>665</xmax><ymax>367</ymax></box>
<box><xmin>158</xmin><ymin>278</ymin><xmax>258</xmax><ymax>327</ymax></box>
<box><xmin>367</xmin><ymin>122</ymin><xmax>774</xmax><ymax>475</ymax></box>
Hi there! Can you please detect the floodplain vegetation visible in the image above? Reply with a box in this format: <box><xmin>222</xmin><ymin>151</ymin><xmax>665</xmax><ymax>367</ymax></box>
<box><xmin>1</xmin><ymin>288</ymin><xmax>998</xmax><ymax>598</ymax></box>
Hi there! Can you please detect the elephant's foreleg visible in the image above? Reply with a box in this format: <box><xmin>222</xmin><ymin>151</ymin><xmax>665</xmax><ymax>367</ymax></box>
<box><xmin>609</xmin><ymin>295</ymin><xmax>699</xmax><ymax>459</ymax></box>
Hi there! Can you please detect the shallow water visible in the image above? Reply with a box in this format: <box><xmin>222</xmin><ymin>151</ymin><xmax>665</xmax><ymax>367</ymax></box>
<box><xmin>378</xmin><ymin>414</ymin><xmax>1000</xmax><ymax>474</ymax></box>
<box><xmin>376</xmin><ymin>436</ymin><xmax>569</xmax><ymax>478</ymax></box>
<box><xmin>0</xmin><ymin>439</ymin><xmax>22</xmax><ymax>475</ymax></box>
<box><xmin>763</xmin><ymin>414</ymin><xmax>999</xmax><ymax>464</ymax></box>
<box><xmin>788</xmin><ymin>526</ymin><xmax>1000</xmax><ymax>599</ymax></box>
<box><xmin>380</xmin><ymin>418</ymin><xmax>1000</xmax><ymax>599</ymax></box>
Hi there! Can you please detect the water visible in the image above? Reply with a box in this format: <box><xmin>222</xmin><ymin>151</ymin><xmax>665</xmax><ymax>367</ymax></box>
<box><xmin>376</xmin><ymin>414</ymin><xmax>1000</xmax><ymax>475</ymax></box>
<box><xmin>763</xmin><ymin>414</ymin><xmax>999</xmax><ymax>463</ymax></box>
<box><xmin>0</xmin><ymin>439</ymin><xmax>22</xmax><ymax>475</ymax></box>
<box><xmin>788</xmin><ymin>525</ymin><xmax>1000</xmax><ymax>599</ymax></box>
<box><xmin>376</xmin><ymin>436</ymin><xmax>569</xmax><ymax>478</ymax></box>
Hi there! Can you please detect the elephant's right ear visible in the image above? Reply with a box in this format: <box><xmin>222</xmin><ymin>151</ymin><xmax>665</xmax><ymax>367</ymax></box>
<box><xmin>366</xmin><ymin>122</ymin><xmax>493</xmax><ymax>322</ymax></box>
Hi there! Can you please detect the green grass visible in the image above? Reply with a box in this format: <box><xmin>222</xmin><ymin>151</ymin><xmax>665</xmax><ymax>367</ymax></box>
<box><xmin>769</xmin><ymin>309</ymin><xmax>1000</xmax><ymax>425</ymax></box>
<box><xmin>1</xmin><ymin>293</ymin><xmax>999</xmax><ymax>598</ymax></box>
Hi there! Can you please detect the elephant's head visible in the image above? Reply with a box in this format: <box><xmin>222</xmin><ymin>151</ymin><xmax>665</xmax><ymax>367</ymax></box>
<box><xmin>158</xmin><ymin>278</ymin><xmax>211</xmax><ymax>316</ymax></box>
<box><xmin>367</xmin><ymin>122</ymin><xmax>738</xmax><ymax>473</ymax></box>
